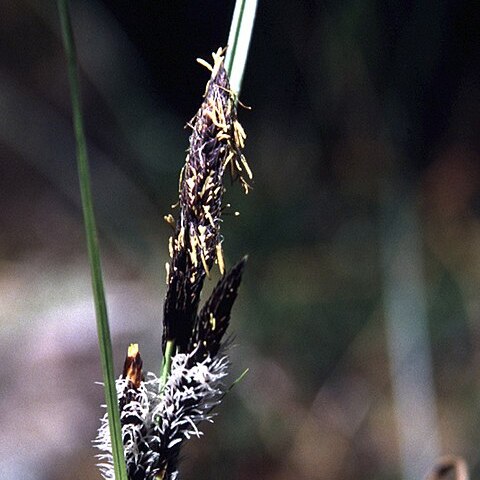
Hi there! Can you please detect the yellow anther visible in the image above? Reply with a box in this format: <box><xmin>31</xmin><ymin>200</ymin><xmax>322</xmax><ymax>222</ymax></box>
<box><xmin>127</xmin><ymin>343</ymin><xmax>139</xmax><ymax>357</ymax></box>
<box><xmin>216</xmin><ymin>243</ymin><xmax>225</xmax><ymax>275</ymax></box>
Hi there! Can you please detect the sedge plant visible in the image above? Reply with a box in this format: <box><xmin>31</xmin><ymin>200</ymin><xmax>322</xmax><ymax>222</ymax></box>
<box><xmin>58</xmin><ymin>0</ymin><xmax>257</xmax><ymax>479</ymax></box>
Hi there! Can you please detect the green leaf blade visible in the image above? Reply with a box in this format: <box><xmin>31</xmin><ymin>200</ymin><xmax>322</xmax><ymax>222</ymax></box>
<box><xmin>56</xmin><ymin>2</ymin><xmax>128</xmax><ymax>479</ymax></box>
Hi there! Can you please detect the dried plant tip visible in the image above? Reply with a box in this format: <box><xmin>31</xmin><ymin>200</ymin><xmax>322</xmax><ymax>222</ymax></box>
<box><xmin>122</xmin><ymin>343</ymin><xmax>143</xmax><ymax>389</ymax></box>
<box><xmin>118</xmin><ymin>344</ymin><xmax>145</xmax><ymax>428</ymax></box>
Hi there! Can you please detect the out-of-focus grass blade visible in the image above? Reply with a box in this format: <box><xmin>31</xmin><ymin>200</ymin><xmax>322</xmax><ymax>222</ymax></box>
<box><xmin>57</xmin><ymin>1</ymin><xmax>128</xmax><ymax>479</ymax></box>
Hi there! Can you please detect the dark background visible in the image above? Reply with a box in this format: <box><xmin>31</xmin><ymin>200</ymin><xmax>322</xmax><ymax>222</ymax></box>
<box><xmin>1</xmin><ymin>1</ymin><xmax>480</xmax><ymax>479</ymax></box>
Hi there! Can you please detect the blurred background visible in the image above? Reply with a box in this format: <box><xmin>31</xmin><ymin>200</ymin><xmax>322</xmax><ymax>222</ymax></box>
<box><xmin>1</xmin><ymin>1</ymin><xmax>480</xmax><ymax>479</ymax></box>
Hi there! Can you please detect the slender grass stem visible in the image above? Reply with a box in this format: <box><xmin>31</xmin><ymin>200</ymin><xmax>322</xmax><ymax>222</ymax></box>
<box><xmin>57</xmin><ymin>2</ymin><xmax>128</xmax><ymax>479</ymax></box>
<box><xmin>225</xmin><ymin>0</ymin><xmax>258</xmax><ymax>96</ymax></box>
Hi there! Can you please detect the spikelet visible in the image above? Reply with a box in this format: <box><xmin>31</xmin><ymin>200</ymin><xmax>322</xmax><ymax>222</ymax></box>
<box><xmin>94</xmin><ymin>346</ymin><xmax>229</xmax><ymax>479</ymax></box>
<box><xmin>163</xmin><ymin>48</ymin><xmax>251</xmax><ymax>354</ymax></box>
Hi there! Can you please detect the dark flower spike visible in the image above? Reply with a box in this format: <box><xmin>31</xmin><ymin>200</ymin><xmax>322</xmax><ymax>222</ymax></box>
<box><xmin>189</xmin><ymin>256</ymin><xmax>247</xmax><ymax>363</ymax></box>
<box><xmin>163</xmin><ymin>48</ymin><xmax>251</xmax><ymax>354</ymax></box>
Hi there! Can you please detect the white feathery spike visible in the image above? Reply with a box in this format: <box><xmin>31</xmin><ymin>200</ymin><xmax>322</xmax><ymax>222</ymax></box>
<box><xmin>94</xmin><ymin>351</ymin><xmax>229</xmax><ymax>480</ymax></box>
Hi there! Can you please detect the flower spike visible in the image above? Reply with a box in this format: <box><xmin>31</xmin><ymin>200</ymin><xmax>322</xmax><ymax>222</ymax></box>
<box><xmin>163</xmin><ymin>49</ymin><xmax>251</xmax><ymax>354</ymax></box>
<box><xmin>95</xmin><ymin>48</ymin><xmax>251</xmax><ymax>480</ymax></box>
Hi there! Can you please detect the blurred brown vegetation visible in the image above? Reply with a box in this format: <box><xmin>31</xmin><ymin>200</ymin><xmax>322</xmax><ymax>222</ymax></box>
<box><xmin>0</xmin><ymin>1</ymin><xmax>479</xmax><ymax>480</ymax></box>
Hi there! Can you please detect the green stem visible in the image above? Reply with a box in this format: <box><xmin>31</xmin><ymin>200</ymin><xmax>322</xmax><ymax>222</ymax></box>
<box><xmin>159</xmin><ymin>340</ymin><xmax>175</xmax><ymax>391</ymax></box>
<box><xmin>57</xmin><ymin>2</ymin><xmax>128</xmax><ymax>479</ymax></box>
<box><xmin>225</xmin><ymin>0</ymin><xmax>258</xmax><ymax>96</ymax></box>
